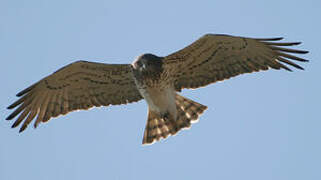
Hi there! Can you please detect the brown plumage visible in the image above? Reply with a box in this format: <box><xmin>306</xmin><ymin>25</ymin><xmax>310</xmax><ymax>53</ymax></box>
<box><xmin>143</xmin><ymin>94</ymin><xmax>207</xmax><ymax>144</ymax></box>
<box><xmin>163</xmin><ymin>34</ymin><xmax>308</xmax><ymax>91</ymax></box>
<box><xmin>6</xmin><ymin>34</ymin><xmax>308</xmax><ymax>145</ymax></box>
<box><xmin>6</xmin><ymin>61</ymin><xmax>143</xmax><ymax>132</ymax></box>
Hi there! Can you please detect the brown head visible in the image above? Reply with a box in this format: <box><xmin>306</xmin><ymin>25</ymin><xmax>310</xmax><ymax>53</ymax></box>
<box><xmin>132</xmin><ymin>53</ymin><xmax>164</xmax><ymax>80</ymax></box>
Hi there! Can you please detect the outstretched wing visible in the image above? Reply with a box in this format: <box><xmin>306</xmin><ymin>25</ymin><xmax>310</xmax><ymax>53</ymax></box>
<box><xmin>163</xmin><ymin>34</ymin><xmax>309</xmax><ymax>91</ymax></box>
<box><xmin>6</xmin><ymin>60</ymin><xmax>142</xmax><ymax>132</ymax></box>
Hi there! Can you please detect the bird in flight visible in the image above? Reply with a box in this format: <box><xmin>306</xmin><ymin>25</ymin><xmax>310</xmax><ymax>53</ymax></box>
<box><xmin>6</xmin><ymin>34</ymin><xmax>308</xmax><ymax>145</ymax></box>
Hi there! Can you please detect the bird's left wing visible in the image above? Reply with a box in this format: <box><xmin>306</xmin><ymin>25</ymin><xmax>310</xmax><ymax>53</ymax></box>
<box><xmin>6</xmin><ymin>61</ymin><xmax>143</xmax><ymax>132</ymax></box>
<box><xmin>163</xmin><ymin>34</ymin><xmax>309</xmax><ymax>91</ymax></box>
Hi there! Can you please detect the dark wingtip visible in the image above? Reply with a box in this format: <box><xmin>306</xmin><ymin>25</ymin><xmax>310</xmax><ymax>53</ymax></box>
<box><xmin>19</xmin><ymin>126</ymin><xmax>26</xmax><ymax>133</ymax></box>
<box><xmin>16</xmin><ymin>84</ymin><xmax>36</xmax><ymax>97</ymax></box>
<box><xmin>274</xmin><ymin>37</ymin><xmax>284</xmax><ymax>41</ymax></box>
<box><xmin>290</xmin><ymin>65</ymin><xmax>305</xmax><ymax>70</ymax></box>
<box><xmin>293</xmin><ymin>49</ymin><xmax>309</xmax><ymax>54</ymax></box>
<box><xmin>11</xmin><ymin>122</ymin><xmax>18</xmax><ymax>128</ymax></box>
<box><xmin>297</xmin><ymin>65</ymin><xmax>305</xmax><ymax>70</ymax></box>
<box><xmin>6</xmin><ymin>114</ymin><xmax>14</xmax><ymax>120</ymax></box>
<box><xmin>17</xmin><ymin>91</ymin><xmax>25</xmax><ymax>97</ymax></box>
<box><xmin>257</xmin><ymin>37</ymin><xmax>284</xmax><ymax>41</ymax></box>
<box><xmin>16</xmin><ymin>91</ymin><xmax>26</xmax><ymax>97</ymax></box>
<box><xmin>297</xmin><ymin>58</ymin><xmax>309</xmax><ymax>62</ymax></box>
<box><xmin>286</xmin><ymin>68</ymin><xmax>293</xmax><ymax>72</ymax></box>
<box><xmin>282</xmin><ymin>66</ymin><xmax>292</xmax><ymax>72</ymax></box>
<box><xmin>34</xmin><ymin>122</ymin><xmax>39</xmax><ymax>129</ymax></box>
<box><xmin>300</xmin><ymin>57</ymin><xmax>309</xmax><ymax>62</ymax></box>
<box><xmin>7</xmin><ymin>104</ymin><xmax>15</xmax><ymax>109</ymax></box>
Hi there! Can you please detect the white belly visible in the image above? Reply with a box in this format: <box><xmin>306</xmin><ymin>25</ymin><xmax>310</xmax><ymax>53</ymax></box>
<box><xmin>139</xmin><ymin>86</ymin><xmax>176</xmax><ymax>116</ymax></box>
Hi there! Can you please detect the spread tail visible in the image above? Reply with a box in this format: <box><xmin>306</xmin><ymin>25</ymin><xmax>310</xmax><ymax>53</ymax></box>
<box><xmin>142</xmin><ymin>94</ymin><xmax>207</xmax><ymax>145</ymax></box>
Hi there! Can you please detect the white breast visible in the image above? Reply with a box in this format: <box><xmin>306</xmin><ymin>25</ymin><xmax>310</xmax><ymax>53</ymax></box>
<box><xmin>139</xmin><ymin>86</ymin><xmax>176</xmax><ymax>115</ymax></box>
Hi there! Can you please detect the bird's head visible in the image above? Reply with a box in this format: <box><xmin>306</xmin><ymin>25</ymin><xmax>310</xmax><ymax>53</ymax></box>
<box><xmin>132</xmin><ymin>53</ymin><xmax>163</xmax><ymax>74</ymax></box>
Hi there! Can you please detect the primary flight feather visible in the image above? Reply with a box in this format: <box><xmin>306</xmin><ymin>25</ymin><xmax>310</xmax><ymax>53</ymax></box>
<box><xmin>6</xmin><ymin>34</ymin><xmax>308</xmax><ymax>145</ymax></box>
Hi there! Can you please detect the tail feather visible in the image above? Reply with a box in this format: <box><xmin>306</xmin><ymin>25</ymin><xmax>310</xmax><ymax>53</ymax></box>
<box><xmin>142</xmin><ymin>94</ymin><xmax>207</xmax><ymax>145</ymax></box>
<box><xmin>175</xmin><ymin>94</ymin><xmax>207</xmax><ymax>129</ymax></box>
<box><xmin>142</xmin><ymin>111</ymin><xmax>177</xmax><ymax>144</ymax></box>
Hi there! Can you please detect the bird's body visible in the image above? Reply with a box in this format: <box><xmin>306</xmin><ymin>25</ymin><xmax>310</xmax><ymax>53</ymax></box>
<box><xmin>6</xmin><ymin>34</ymin><xmax>309</xmax><ymax>145</ymax></box>
<box><xmin>138</xmin><ymin>85</ymin><xmax>177</xmax><ymax>117</ymax></box>
<box><xmin>132</xmin><ymin>54</ymin><xmax>175</xmax><ymax>116</ymax></box>
<box><xmin>131</xmin><ymin>54</ymin><xmax>206</xmax><ymax>143</ymax></box>
<box><xmin>132</xmin><ymin>54</ymin><xmax>172</xmax><ymax>114</ymax></box>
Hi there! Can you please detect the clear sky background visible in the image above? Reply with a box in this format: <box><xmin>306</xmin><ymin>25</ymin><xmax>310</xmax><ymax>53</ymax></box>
<box><xmin>1</xmin><ymin>0</ymin><xmax>320</xmax><ymax>180</ymax></box>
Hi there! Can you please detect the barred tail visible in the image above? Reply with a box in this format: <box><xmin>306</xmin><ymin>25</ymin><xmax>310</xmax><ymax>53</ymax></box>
<box><xmin>142</xmin><ymin>110</ymin><xmax>178</xmax><ymax>145</ymax></box>
<box><xmin>175</xmin><ymin>94</ymin><xmax>207</xmax><ymax>130</ymax></box>
<box><xmin>142</xmin><ymin>94</ymin><xmax>207</xmax><ymax>145</ymax></box>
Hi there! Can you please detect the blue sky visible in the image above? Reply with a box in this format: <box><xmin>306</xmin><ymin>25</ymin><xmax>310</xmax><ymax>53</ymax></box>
<box><xmin>1</xmin><ymin>0</ymin><xmax>320</xmax><ymax>180</ymax></box>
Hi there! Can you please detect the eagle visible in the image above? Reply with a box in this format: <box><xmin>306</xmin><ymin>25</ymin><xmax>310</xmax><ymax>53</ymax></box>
<box><xmin>6</xmin><ymin>34</ymin><xmax>308</xmax><ymax>145</ymax></box>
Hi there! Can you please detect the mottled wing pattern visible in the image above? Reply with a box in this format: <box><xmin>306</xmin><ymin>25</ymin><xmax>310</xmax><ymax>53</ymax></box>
<box><xmin>163</xmin><ymin>34</ymin><xmax>309</xmax><ymax>91</ymax></box>
<box><xmin>6</xmin><ymin>61</ymin><xmax>142</xmax><ymax>132</ymax></box>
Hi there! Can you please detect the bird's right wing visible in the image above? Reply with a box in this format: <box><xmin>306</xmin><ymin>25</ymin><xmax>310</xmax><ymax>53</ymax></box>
<box><xmin>163</xmin><ymin>34</ymin><xmax>308</xmax><ymax>91</ymax></box>
<box><xmin>6</xmin><ymin>61</ymin><xmax>143</xmax><ymax>132</ymax></box>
